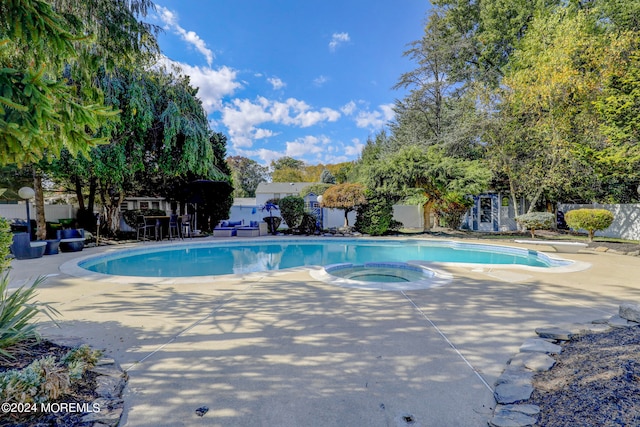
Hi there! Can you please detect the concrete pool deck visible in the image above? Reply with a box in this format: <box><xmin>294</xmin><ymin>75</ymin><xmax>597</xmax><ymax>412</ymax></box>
<box><xmin>7</xmin><ymin>236</ymin><xmax>640</xmax><ymax>426</ymax></box>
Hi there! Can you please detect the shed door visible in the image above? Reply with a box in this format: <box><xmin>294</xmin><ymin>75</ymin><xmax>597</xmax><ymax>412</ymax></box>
<box><xmin>477</xmin><ymin>196</ymin><xmax>495</xmax><ymax>232</ymax></box>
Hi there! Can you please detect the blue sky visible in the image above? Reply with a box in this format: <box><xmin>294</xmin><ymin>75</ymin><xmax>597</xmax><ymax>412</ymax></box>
<box><xmin>149</xmin><ymin>1</ymin><xmax>429</xmax><ymax>166</ymax></box>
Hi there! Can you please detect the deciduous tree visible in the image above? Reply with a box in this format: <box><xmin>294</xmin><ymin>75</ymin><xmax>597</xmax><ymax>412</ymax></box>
<box><xmin>320</xmin><ymin>183</ymin><xmax>367</xmax><ymax>228</ymax></box>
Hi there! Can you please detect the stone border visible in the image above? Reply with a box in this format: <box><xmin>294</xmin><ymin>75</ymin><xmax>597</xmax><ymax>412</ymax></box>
<box><xmin>587</xmin><ymin>246</ymin><xmax>640</xmax><ymax>257</ymax></box>
<box><xmin>488</xmin><ymin>303</ymin><xmax>640</xmax><ymax>427</ymax></box>
<box><xmin>48</xmin><ymin>337</ymin><xmax>128</xmax><ymax>427</ymax></box>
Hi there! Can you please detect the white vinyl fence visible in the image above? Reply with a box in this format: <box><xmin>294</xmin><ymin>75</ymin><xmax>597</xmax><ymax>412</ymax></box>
<box><xmin>228</xmin><ymin>204</ymin><xmax>424</xmax><ymax>230</ymax></box>
<box><xmin>558</xmin><ymin>203</ymin><xmax>640</xmax><ymax>241</ymax></box>
<box><xmin>0</xmin><ymin>203</ymin><xmax>78</xmax><ymax>222</ymax></box>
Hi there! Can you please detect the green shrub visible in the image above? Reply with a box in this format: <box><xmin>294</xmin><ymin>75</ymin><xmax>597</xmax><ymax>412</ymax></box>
<box><xmin>279</xmin><ymin>195</ymin><xmax>305</xmax><ymax>229</ymax></box>
<box><xmin>0</xmin><ymin>344</ymin><xmax>102</xmax><ymax>405</ymax></box>
<box><xmin>262</xmin><ymin>216</ymin><xmax>282</xmax><ymax>234</ymax></box>
<box><xmin>0</xmin><ymin>217</ymin><xmax>12</xmax><ymax>272</ymax></box>
<box><xmin>564</xmin><ymin>208</ymin><xmax>614</xmax><ymax>242</ymax></box>
<box><xmin>515</xmin><ymin>212</ymin><xmax>556</xmax><ymax>238</ymax></box>
<box><xmin>433</xmin><ymin>192</ymin><xmax>473</xmax><ymax>229</ymax></box>
<box><xmin>298</xmin><ymin>212</ymin><xmax>317</xmax><ymax>235</ymax></box>
<box><xmin>62</xmin><ymin>344</ymin><xmax>102</xmax><ymax>379</ymax></box>
<box><xmin>121</xmin><ymin>209</ymin><xmax>167</xmax><ymax>229</ymax></box>
<box><xmin>355</xmin><ymin>190</ymin><xmax>400</xmax><ymax>236</ymax></box>
<box><xmin>0</xmin><ymin>275</ymin><xmax>59</xmax><ymax>358</ymax></box>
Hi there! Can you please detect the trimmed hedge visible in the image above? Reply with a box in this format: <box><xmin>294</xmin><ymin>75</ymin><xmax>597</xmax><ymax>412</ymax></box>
<box><xmin>121</xmin><ymin>209</ymin><xmax>167</xmax><ymax>229</ymax></box>
<box><xmin>433</xmin><ymin>192</ymin><xmax>473</xmax><ymax>230</ymax></box>
<box><xmin>355</xmin><ymin>190</ymin><xmax>401</xmax><ymax>236</ymax></box>
<box><xmin>515</xmin><ymin>212</ymin><xmax>555</xmax><ymax>238</ymax></box>
<box><xmin>564</xmin><ymin>208</ymin><xmax>614</xmax><ymax>242</ymax></box>
<box><xmin>279</xmin><ymin>195</ymin><xmax>305</xmax><ymax>229</ymax></box>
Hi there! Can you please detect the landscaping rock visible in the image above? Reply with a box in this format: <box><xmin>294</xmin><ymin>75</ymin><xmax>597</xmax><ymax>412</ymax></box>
<box><xmin>510</xmin><ymin>352</ymin><xmax>556</xmax><ymax>372</ymax></box>
<box><xmin>519</xmin><ymin>338</ymin><xmax>562</xmax><ymax>354</ymax></box>
<box><xmin>571</xmin><ymin>322</ymin><xmax>611</xmax><ymax>335</ymax></box>
<box><xmin>489</xmin><ymin>404</ymin><xmax>540</xmax><ymax>427</ymax></box>
<box><xmin>608</xmin><ymin>249</ymin><xmax>627</xmax><ymax>255</ymax></box>
<box><xmin>608</xmin><ymin>314</ymin><xmax>635</xmax><ymax>328</ymax></box>
<box><xmin>95</xmin><ymin>375</ymin><xmax>127</xmax><ymax>399</ymax></box>
<box><xmin>81</xmin><ymin>398</ymin><xmax>124</xmax><ymax>426</ymax></box>
<box><xmin>620</xmin><ymin>303</ymin><xmax>640</xmax><ymax>322</ymax></box>
<box><xmin>535</xmin><ymin>326</ymin><xmax>574</xmax><ymax>341</ymax></box>
<box><xmin>495</xmin><ymin>404</ymin><xmax>540</xmax><ymax>416</ymax></box>
<box><xmin>494</xmin><ymin>383</ymin><xmax>534</xmax><ymax>404</ymax></box>
<box><xmin>496</xmin><ymin>367</ymin><xmax>534</xmax><ymax>387</ymax></box>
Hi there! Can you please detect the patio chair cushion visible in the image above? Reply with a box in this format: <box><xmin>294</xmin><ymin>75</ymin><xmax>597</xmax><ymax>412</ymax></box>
<box><xmin>57</xmin><ymin>229</ymin><xmax>85</xmax><ymax>252</ymax></box>
<box><xmin>10</xmin><ymin>233</ymin><xmax>46</xmax><ymax>260</ymax></box>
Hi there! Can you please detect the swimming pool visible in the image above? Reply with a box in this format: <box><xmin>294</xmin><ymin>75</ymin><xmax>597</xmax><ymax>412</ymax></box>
<box><xmin>76</xmin><ymin>238</ymin><xmax>571</xmax><ymax>278</ymax></box>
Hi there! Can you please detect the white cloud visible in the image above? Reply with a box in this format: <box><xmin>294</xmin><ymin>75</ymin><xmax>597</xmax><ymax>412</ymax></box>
<box><xmin>267</xmin><ymin>77</ymin><xmax>286</xmax><ymax>90</ymax></box>
<box><xmin>254</xmin><ymin>128</ymin><xmax>277</xmax><ymax>139</ymax></box>
<box><xmin>222</xmin><ymin>98</ymin><xmax>273</xmax><ymax>148</ymax></box>
<box><xmin>161</xmin><ymin>58</ymin><xmax>242</xmax><ymax>113</ymax></box>
<box><xmin>344</xmin><ymin>138</ymin><xmax>365</xmax><ymax>156</ymax></box>
<box><xmin>329</xmin><ymin>32</ymin><xmax>350</xmax><ymax>52</ymax></box>
<box><xmin>313</xmin><ymin>75</ymin><xmax>329</xmax><ymax>87</ymax></box>
<box><xmin>285</xmin><ymin>135</ymin><xmax>327</xmax><ymax>158</ymax></box>
<box><xmin>237</xmin><ymin>135</ymin><xmax>359</xmax><ymax>165</ymax></box>
<box><xmin>341</xmin><ymin>101</ymin><xmax>357</xmax><ymax>116</ymax></box>
<box><xmin>157</xmin><ymin>6</ymin><xmax>214</xmax><ymax>66</ymax></box>
<box><xmin>355</xmin><ymin>103</ymin><xmax>395</xmax><ymax>129</ymax></box>
<box><xmin>221</xmin><ymin>97</ymin><xmax>341</xmax><ymax>151</ymax></box>
<box><xmin>257</xmin><ymin>148</ymin><xmax>282</xmax><ymax>165</ymax></box>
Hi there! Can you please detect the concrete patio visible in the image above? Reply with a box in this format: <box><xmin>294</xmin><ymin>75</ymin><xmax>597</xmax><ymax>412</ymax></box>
<box><xmin>7</xmin><ymin>237</ymin><xmax>640</xmax><ymax>426</ymax></box>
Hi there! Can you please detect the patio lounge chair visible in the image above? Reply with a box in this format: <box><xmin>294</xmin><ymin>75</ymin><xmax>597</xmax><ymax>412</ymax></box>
<box><xmin>236</xmin><ymin>221</ymin><xmax>266</xmax><ymax>237</ymax></box>
<box><xmin>10</xmin><ymin>233</ymin><xmax>47</xmax><ymax>260</ymax></box>
<box><xmin>213</xmin><ymin>220</ymin><xmax>244</xmax><ymax>237</ymax></box>
<box><xmin>57</xmin><ymin>228</ymin><xmax>85</xmax><ymax>252</ymax></box>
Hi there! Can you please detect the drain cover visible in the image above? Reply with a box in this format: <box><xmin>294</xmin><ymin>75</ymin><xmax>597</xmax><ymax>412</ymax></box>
<box><xmin>395</xmin><ymin>412</ymin><xmax>417</xmax><ymax>425</ymax></box>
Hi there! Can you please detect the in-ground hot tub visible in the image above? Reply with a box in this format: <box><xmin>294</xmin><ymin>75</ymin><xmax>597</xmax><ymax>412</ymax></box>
<box><xmin>312</xmin><ymin>261</ymin><xmax>453</xmax><ymax>291</ymax></box>
<box><xmin>326</xmin><ymin>262</ymin><xmax>432</xmax><ymax>283</ymax></box>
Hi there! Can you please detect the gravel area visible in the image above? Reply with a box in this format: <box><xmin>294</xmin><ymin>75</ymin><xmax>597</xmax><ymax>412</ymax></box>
<box><xmin>529</xmin><ymin>326</ymin><xmax>640</xmax><ymax>426</ymax></box>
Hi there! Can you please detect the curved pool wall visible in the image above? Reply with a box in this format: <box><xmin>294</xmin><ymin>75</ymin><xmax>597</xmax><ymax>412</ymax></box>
<box><xmin>310</xmin><ymin>261</ymin><xmax>453</xmax><ymax>291</ymax></box>
<box><xmin>326</xmin><ymin>262</ymin><xmax>433</xmax><ymax>283</ymax></box>
<box><xmin>61</xmin><ymin>238</ymin><xmax>583</xmax><ymax>285</ymax></box>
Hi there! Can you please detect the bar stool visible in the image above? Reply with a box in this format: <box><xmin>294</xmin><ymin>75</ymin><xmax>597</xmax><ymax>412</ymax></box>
<box><xmin>181</xmin><ymin>214</ymin><xmax>192</xmax><ymax>238</ymax></box>
<box><xmin>136</xmin><ymin>215</ymin><xmax>154</xmax><ymax>241</ymax></box>
<box><xmin>169</xmin><ymin>214</ymin><xmax>181</xmax><ymax>240</ymax></box>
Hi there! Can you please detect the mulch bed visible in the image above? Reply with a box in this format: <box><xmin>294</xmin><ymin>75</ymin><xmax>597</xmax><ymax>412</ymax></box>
<box><xmin>529</xmin><ymin>326</ymin><xmax>640</xmax><ymax>426</ymax></box>
<box><xmin>0</xmin><ymin>340</ymin><xmax>99</xmax><ymax>427</ymax></box>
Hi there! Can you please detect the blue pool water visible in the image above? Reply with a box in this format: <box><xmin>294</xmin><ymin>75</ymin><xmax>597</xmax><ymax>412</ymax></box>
<box><xmin>79</xmin><ymin>239</ymin><xmax>569</xmax><ymax>278</ymax></box>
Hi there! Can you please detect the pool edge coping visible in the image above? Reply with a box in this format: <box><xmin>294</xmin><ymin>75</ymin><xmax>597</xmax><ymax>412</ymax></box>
<box><xmin>58</xmin><ymin>236</ymin><xmax>591</xmax><ymax>285</ymax></box>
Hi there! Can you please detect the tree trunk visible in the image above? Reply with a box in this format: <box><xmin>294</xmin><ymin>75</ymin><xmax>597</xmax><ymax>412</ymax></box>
<box><xmin>87</xmin><ymin>177</ymin><xmax>97</xmax><ymax>214</ymax></box>
<box><xmin>100</xmin><ymin>187</ymin><xmax>123</xmax><ymax>234</ymax></box>
<box><xmin>75</xmin><ymin>175</ymin><xmax>85</xmax><ymax>211</ymax></box>
<box><xmin>343</xmin><ymin>209</ymin><xmax>349</xmax><ymax>227</ymax></box>
<box><xmin>509</xmin><ymin>179</ymin><xmax>519</xmax><ymax>218</ymax></box>
<box><xmin>33</xmin><ymin>170</ymin><xmax>47</xmax><ymax>240</ymax></box>
<box><xmin>526</xmin><ymin>187</ymin><xmax>544</xmax><ymax>214</ymax></box>
<box><xmin>422</xmin><ymin>201</ymin><xmax>434</xmax><ymax>231</ymax></box>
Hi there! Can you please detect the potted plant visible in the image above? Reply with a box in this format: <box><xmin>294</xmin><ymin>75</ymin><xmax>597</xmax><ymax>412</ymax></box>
<box><xmin>261</xmin><ymin>201</ymin><xmax>281</xmax><ymax>235</ymax></box>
